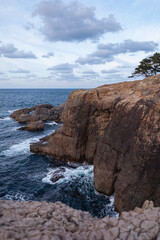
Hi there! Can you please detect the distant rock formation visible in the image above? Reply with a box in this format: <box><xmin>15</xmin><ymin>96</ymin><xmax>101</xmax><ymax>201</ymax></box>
<box><xmin>0</xmin><ymin>200</ymin><xmax>160</xmax><ymax>240</ymax></box>
<box><xmin>10</xmin><ymin>103</ymin><xmax>65</xmax><ymax>131</ymax></box>
<box><xmin>30</xmin><ymin>75</ymin><xmax>160</xmax><ymax>212</ymax></box>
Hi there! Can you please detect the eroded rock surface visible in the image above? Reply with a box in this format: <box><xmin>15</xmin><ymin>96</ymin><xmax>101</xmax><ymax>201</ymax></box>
<box><xmin>0</xmin><ymin>200</ymin><xmax>160</xmax><ymax>240</ymax></box>
<box><xmin>30</xmin><ymin>75</ymin><xmax>160</xmax><ymax>212</ymax></box>
<box><xmin>10</xmin><ymin>103</ymin><xmax>65</xmax><ymax>124</ymax></box>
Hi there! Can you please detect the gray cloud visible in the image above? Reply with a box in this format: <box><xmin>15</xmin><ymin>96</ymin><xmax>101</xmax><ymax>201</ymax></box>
<box><xmin>101</xmin><ymin>69</ymin><xmax>120</xmax><ymax>74</ymax></box>
<box><xmin>4</xmin><ymin>51</ymin><xmax>37</xmax><ymax>59</ymax></box>
<box><xmin>57</xmin><ymin>73</ymin><xmax>80</xmax><ymax>82</ymax></box>
<box><xmin>102</xmin><ymin>73</ymin><xmax>127</xmax><ymax>83</ymax></box>
<box><xmin>0</xmin><ymin>43</ymin><xmax>17</xmax><ymax>55</ymax></box>
<box><xmin>33</xmin><ymin>0</ymin><xmax>122</xmax><ymax>42</ymax></box>
<box><xmin>13</xmin><ymin>73</ymin><xmax>37</xmax><ymax>79</ymax></box>
<box><xmin>25</xmin><ymin>22</ymin><xmax>35</xmax><ymax>30</ymax></box>
<box><xmin>42</xmin><ymin>52</ymin><xmax>54</xmax><ymax>58</ymax></box>
<box><xmin>82</xmin><ymin>70</ymin><xmax>97</xmax><ymax>75</ymax></box>
<box><xmin>76</xmin><ymin>39</ymin><xmax>158</xmax><ymax>65</ymax></box>
<box><xmin>82</xmin><ymin>70</ymin><xmax>99</xmax><ymax>78</ymax></box>
<box><xmin>0</xmin><ymin>42</ymin><xmax>37</xmax><ymax>59</ymax></box>
<box><xmin>48</xmin><ymin>63</ymin><xmax>74</xmax><ymax>73</ymax></box>
<box><xmin>27</xmin><ymin>73</ymin><xmax>37</xmax><ymax>78</ymax></box>
<box><xmin>0</xmin><ymin>72</ymin><xmax>5</xmax><ymax>75</ymax></box>
<box><xmin>9</xmin><ymin>69</ymin><xmax>31</xmax><ymax>73</ymax></box>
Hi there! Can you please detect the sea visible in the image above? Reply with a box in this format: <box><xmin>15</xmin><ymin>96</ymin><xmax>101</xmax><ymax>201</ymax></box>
<box><xmin>0</xmin><ymin>89</ymin><xmax>117</xmax><ymax>218</ymax></box>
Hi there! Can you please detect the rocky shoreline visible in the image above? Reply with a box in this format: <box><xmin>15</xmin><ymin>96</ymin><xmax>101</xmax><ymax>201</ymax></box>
<box><xmin>0</xmin><ymin>200</ymin><xmax>160</xmax><ymax>240</ymax></box>
<box><xmin>7</xmin><ymin>76</ymin><xmax>160</xmax><ymax>239</ymax></box>
<box><xmin>30</xmin><ymin>75</ymin><xmax>160</xmax><ymax>213</ymax></box>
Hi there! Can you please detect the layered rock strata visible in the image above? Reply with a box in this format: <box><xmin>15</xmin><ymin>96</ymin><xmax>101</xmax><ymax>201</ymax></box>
<box><xmin>31</xmin><ymin>75</ymin><xmax>160</xmax><ymax>212</ymax></box>
<box><xmin>0</xmin><ymin>200</ymin><xmax>160</xmax><ymax>240</ymax></box>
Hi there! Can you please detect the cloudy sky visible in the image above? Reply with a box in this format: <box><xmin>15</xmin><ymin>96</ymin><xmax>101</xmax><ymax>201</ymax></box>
<box><xmin>0</xmin><ymin>0</ymin><xmax>160</xmax><ymax>88</ymax></box>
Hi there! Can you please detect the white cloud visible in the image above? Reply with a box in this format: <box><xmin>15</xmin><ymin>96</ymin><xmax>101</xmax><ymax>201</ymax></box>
<box><xmin>33</xmin><ymin>0</ymin><xmax>122</xmax><ymax>42</ymax></box>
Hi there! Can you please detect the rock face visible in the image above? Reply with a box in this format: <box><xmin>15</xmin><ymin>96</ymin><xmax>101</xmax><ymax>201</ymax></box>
<box><xmin>30</xmin><ymin>75</ymin><xmax>160</xmax><ymax>212</ymax></box>
<box><xmin>18</xmin><ymin>120</ymin><xmax>44</xmax><ymax>131</ymax></box>
<box><xmin>0</xmin><ymin>200</ymin><xmax>160</xmax><ymax>240</ymax></box>
<box><xmin>10</xmin><ymin>103</ymin><xmax>65</xmax><ymax>124</ymax></box>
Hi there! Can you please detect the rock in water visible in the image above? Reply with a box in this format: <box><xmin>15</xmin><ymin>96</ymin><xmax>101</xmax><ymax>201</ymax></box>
<box><xmin>10</xmin><ymin>103</ymin><xmax>65</xmax><ymax>124</ymax></box>
<box><xmin>50</xmin><ymin>168</ymin><xmax>65</xmax><ymax>183</ymax></box>
<box><xmin>18</xmin><ymin>120</ymin><xmax>44</xmax><ymax>131</ymax></box>
<box><xmin>30</xmin><ymin>75</ymin><xmax>160</xmax><ymax>212</ymax></box>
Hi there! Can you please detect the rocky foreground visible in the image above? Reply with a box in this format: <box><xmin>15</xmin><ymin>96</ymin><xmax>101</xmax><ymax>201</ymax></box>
<box><xmin>30</xmin><ymin>75</ymin><xmax>160</xmax><ymax>213</ymax></box>
<box><xmin>0</xmin><ymin>200</ymin><xmax>160</xmax><ymax>240</ymax></box>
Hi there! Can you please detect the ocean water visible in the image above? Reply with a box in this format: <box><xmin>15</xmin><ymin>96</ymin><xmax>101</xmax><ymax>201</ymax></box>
<box><xmin>0</xmin><ymin>89</ymin><xmax>116</xmax><ymax>218</ymax></box>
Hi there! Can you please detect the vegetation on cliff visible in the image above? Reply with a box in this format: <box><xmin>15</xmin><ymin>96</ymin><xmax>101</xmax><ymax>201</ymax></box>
<box><xmin>129</xmin><ymin>52</ymin><xmax>160</xmax><ymax>78</ymax></box>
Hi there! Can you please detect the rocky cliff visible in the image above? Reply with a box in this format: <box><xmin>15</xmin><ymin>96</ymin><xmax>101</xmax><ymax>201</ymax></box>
<box><xmin>30</xmin><ymin>75</ymin><xmax>160</xmax><ymax>212</ymax></box>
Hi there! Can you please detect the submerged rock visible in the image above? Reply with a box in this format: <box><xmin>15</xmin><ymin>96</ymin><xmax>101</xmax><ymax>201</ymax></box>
<box><xmin>18</xmin><ymin>120</ymin><xmax>44</xmax><ymax>131</ymax></box>
<box><xmin>30</xmin><ymin>75</ymin><xmax>160</xmax><ymax>212</ymax></box>
<box><xmin>0</xmin><ymin>200</ymin><xmax>160</xmax><ymax>240</ymax></box>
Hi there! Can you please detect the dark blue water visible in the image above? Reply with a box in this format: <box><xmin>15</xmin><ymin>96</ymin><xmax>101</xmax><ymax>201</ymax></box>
<box><xmin>0</xmin><ymin>89</ymin><xmax>116</xmax><ymax>218</ymax></box>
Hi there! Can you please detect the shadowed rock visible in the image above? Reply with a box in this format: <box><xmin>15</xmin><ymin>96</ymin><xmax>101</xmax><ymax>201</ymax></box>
<box><xmin>30</xmin><ymin>75</ymin><xmax>160</xmax><ymax>212</ymax></box>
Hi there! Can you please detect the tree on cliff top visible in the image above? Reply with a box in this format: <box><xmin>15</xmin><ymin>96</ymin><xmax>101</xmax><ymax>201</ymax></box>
<box><xmin>129</xmin><ymin>52</ymin><xmax>160</xmax><ymax>78</ymax></box>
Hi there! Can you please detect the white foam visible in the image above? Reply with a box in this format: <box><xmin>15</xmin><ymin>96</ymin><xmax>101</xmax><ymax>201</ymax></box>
<box><xmin>0</xmin><ymin>117</ymin><xmax>11</xmax><ymax>121</ymax></box>
<box><xmin>42</xmin><ymin>165</ymin><xmax>93</xmax><ymax>185</ymax></box>
<box><xmin>0</xmin><ymin>192</ymin><xmax>33</xmax><ymax>201</ymax></box>
<box><xmin>46</xmin><ymin>121</ymin><xmax>59</xmax><ymax>126</ymax></box>
<box><xmin>7</xmin><ymin>109</ymin><xmax>19</xmax><ymax>114</ymax></box>
<box><xmin>1</xmin><ymin>130</ymin><xmax>54</xmax><ymax>157</ymax></box>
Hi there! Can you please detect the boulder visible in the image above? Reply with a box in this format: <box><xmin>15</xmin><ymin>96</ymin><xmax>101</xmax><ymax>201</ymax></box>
<box><xmin>10</xmin><ymin>108</ymin><xmax>30</xmax><ymax>122</ymax></box>
<box><xmin>50</xmin><ymin>168</ymin><xmax>65</xmax><ymax>183</ymax></box>
<box><xmin>30</xmin><ymin>75</ymin><xmax>160</xmax><ymax>212</ymax></box>
<box><xmin>18</xmin><ymin>120</ymin><xmax>44</xmax><ymax>131</ymax></box>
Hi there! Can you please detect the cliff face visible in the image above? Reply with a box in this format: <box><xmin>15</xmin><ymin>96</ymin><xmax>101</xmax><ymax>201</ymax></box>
<box><xmin>31</xmin><ymin>75</ymin><xmax>160</xmax><ymax>212</ymax></box>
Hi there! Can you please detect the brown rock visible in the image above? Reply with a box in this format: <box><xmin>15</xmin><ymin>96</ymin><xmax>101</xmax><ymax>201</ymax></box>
<box><xmin>50</xmin><ymin>168</ymin><xmax>65</xmax><ymax>183</ymax></box>
<box><xmin>30</xmin><ymin>75</ymin><xmax>160</xmax><ymax>212</ymax></box>
<box><xmin>18</xmin><ymin>120</ymin><xmax>44</xmax><ymax>131</ymax></box>
<box><xmin>10</xmin><ymin>108</ymin><xmax>30</xmax><ymax>121</ymax></box>
<box><xmin>10</xmin><ymin>103</ymin><xmax>65</xmax><ymax>124</ymax></box>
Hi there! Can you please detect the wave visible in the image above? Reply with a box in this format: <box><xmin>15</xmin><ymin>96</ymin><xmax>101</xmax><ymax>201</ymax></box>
<box><xmin>0</xmin><ymin>192</ymin><xmax>33</xmax><ymax>201</ymax></box>
<box><xmin>46</xmin><ymin>121</ymin><xmax>59</xmax><ymax>126</ymax></box>
<box><xmin>42</xmin><ymin>165</ymin><xmax>93</xmax><ymax>185</ymax></box>
<box><xmin>7</xmin><ymin>109</ymin><xmax>19</xmax><ymax>114</ymax></box>
<box><xmin>1</xmin><ymin>130</ymin><xmax>54</xmax><ymax>157</ymax></box>
<box><xmin>0</xmin><ymin>117</ymin><xmax>11</xmax><ymax>121</ymax></box>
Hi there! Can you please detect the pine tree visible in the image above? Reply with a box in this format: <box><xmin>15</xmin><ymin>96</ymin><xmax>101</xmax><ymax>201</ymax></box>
<box><xmin>129</xmin><ymin>52</ymin><xmax>160</xmax><ymax>78</ymax></box>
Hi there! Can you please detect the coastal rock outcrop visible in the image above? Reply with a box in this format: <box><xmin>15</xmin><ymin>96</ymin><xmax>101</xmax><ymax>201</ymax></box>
<box><xmin>18</xmin><ymin>120</ymin><xmax>44</xmax><ymax>131</ymax></box>
<box><xmin>30</xmin><ymin>75</ymin><xmax>160</xmax><ymax>212</ymax></box>
<box><xmin>10</xmin><ymin>103</ymin><xmax>65</xmax><ymax>124</ymax></box>
<box><xmin>0</xmin><ymin>200</ymin><xmax>160</xmax><ymax>240</ymax></box>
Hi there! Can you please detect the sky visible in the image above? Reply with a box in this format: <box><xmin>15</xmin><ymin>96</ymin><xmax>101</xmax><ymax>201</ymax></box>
<box><xmin>0</xmin><ymin>0</ymin><xmax>160</xmax><ymax>88</ymax></box>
